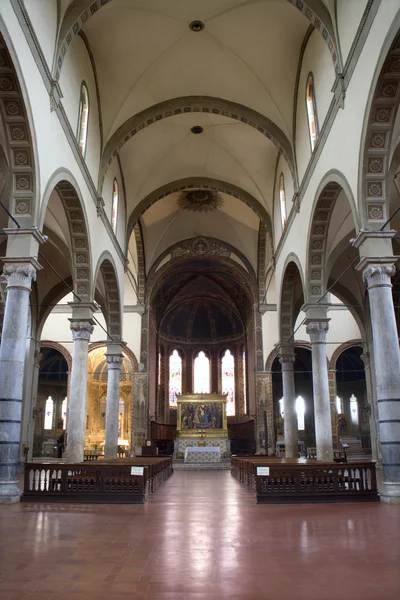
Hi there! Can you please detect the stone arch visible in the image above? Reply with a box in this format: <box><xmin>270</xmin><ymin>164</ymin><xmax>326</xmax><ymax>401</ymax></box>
<box><xmin>328</xmin><ymin>339</ymin><xmax>364</xmax><ymax>371</ymax></box>
<box><xmin>88</xmin><ymin>341</ymin><xmax>139</xmax><ymax>375</ymax></box>
<box><xmin>279</xmin><ymin>254</ymin><xmax>306</xmax><ymax>344</ymax></box>
<box><xmin>359</xmin><ymin>27</ymin><xmax>400</xmax><ymax>227</ymax></box>
<box><xmin>0</xmin><ymin>33</ymin><xmax>37</xmax><ymax>220</ymax></box>
<box><xmin>149</xmin><ymin>236</ymin><xmax>256</xmax><ymax>283</ymax></box>
<box><xmin>40</xmin><ymin>340</ymin><xmax>72</xmax><ymax>371</ymax></box>
<box><xmin>306</xmin><ymin>170</ymin><xmax>359</xmax><ymax>302</ymax></box>
<box><xmin>39</xmin><ymin>171</ymin><xmax>93</xmax><ymax>301</ymax></box>
<box><xmin>126</xmin><ymin>177</ymin><xmax>274</xmax><ymax>254</ymax></box>
<box><xmin>133</xmin><ymin>223</ymin><xmax>146</xmax><ymax>305</ymax></box>
<box><xmin>55</xmin><ymin>1</ymin><xmax>338</xmax><ymax>83</ymax></box>
<box><xmin>93</xmin><ymin>252</ymin><xmax>122</xmax><ymax>341</ymax></box>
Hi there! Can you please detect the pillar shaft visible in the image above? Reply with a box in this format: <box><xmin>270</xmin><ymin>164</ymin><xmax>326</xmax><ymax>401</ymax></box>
<box><xmin>0</xmin><ymin>260</ymin><xmax>38</xmax><ymax>503</ymax></box>
<box><xmin>64</xmin><ymin>320</ymin><xmax>93</xmax><ymax>463</ymax></box>
<box><xmin>280</xmin><ymin>352</ymin><xmax>297</xmax><ymax>458</ymax></box>
<box><xmin>361</xmin><ymin>262</ymin><xmax>400</xmax><ymax>503</ymax></box>
<box><xmin>306</xmin><ymin>320</ymin><xmax>333</xmax><ymax>461</ymax></box>
<box><xmin>104</xmin><ymin>351</ymin><xmax>123</xmax><ymax>460</ymax></box>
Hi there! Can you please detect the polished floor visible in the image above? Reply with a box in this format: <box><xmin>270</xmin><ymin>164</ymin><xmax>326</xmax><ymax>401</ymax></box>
<box><xmin>0</xmin><ymin>471</ymin><xmax>399</xmax><ymax>600</ymax></box>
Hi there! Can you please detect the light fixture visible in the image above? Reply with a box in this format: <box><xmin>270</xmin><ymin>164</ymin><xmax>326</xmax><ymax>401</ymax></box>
<box><xmin>189</xmin><ymin>20</ymin><xmax>204</xmax><ymax>32</ymax></box>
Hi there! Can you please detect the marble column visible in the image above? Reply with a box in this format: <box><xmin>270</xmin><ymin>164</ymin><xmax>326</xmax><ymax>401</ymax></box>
<box><xmin>359</xmin><ymin>260</ymin><xmax>400</xmax><ymax>503</ymax></box>
<box><xmin>64</xmin><ymin>303</ymin><xmax>96</xmax><ymax>463</ymax></box>
<box><xmin>279</xmin><ymin>349</ymin><xmax>297</xmax><ymax>458</ymax></box>
<box><xmin>0</xmin><ymin>258</ymin><xmax>40</xmax><ymax>503</ymax></box>
<box><xmin>305</xmin><ymin>319</ymin><xmax>333</xmax><ymax>461</ymax></box>
<box><xmin>104</xmin><ymin>345</ymin><xmax>124</xmax><ymax>460</ymax></box>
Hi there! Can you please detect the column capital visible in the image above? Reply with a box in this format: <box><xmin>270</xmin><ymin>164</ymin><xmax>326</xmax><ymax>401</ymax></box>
<box><xmin>69</xmin><ymin>320</ymin><xmax>94</xmax><ymax>342</ymax></box>
<box><xmin>356</xmin><ymin>257</ymin><xmax>398</xmax><ymax>289</ymax></box>
<box><xmin>305</xmin><ymin>319</ymin><xmax>330</xmax><ymax>343</ymax></box>
<box><xmin>278</xmin><ymin>344</ymin><xmax>296</xmax><ymax>366</ymax></box>
<box><xmin>1</xmin><ymin>257</ymin><xmax>42</xmax><ymax>291</ymax></box>
<box><xmin>106</xmin><ymin>354</ymin><xmax>124</xmax><ymax>369</ymax></box>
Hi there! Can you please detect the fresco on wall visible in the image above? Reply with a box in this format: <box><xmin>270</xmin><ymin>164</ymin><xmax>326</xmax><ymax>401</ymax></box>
<box><xmin>181</xmin><ymin>402</ymin><xmax>223</xmax><ymax>430</ymax></box>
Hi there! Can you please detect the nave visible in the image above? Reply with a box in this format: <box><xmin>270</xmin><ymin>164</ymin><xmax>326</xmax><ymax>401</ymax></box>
<box><xmin>0</xmin><ymin>471</ymin><xmax>399</xmax><ymax>600</ymax></box>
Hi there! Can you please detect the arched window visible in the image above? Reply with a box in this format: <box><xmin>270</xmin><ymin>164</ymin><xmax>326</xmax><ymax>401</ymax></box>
<box><xmin>77</xmin><ymin>83</ymin><xmax>89</xmax><ymax>156</ymax></box>
<box><xmin>118</xmin><ymin>398</ymin><xmax>124</xmax><ymax>438</ymax></box>
<box><xmin>296</xmin><ymin>396</ymin><xmax>305</xmax><ymax>431</ymax></box>
<box><xmin>350</xmin><ymin>394</ymin><xmax>358</xmax><ymax>426</ymax></box>
<box><xmin>336</xmin><ymin>396</ymin><xmax>342</xmax><ymax>414</ymax></box>
<box><xmin>61</xmin><ymin>397</ymin><xmax>68</xmax><ymax>429</ymax></box>
<box><xmin>279</xmin><ymin>173</ymin><xmax>287</xmax><ymax>229</ymax></box>
<box><xmin>243</xmin><ymin>350</ymin><xmax>247</xmax><ymax>414</ymax></box>
<box><xmin>222</xmin><ymin>349</ymin><xmax>235</xmax><ymax>416</ymax></box>
<box><xmin>44</xmin><ymin>396</ymin><xmax>54</xmax><ymax>430</ymax></box>
<box><xmin>194</xmin><ymin>351</ymin><xmax>210</xmax><ymax>393</ymax></box>
<box><xmin>279</xmin><ymin>396</ymin><xmax>305</xmax><ymax>430</ymax></box>
<box><xmin>111</xmin><ymin>179</ymin><xmax>119</xmax><ymax>232</ymax></box>
<box><xmin>169</xmin><ymin>350</ymin><xmax>182</xmax><ymax>407</ymax></box>
<box><xmin>306</xmin><ymin>74</ymin><xmax>319</xmax><ymax>151</ymax></box>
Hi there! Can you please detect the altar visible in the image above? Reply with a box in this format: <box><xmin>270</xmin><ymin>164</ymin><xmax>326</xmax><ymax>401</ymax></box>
<box><xmin>184</xmin><ymin>446</ymin><xmax>221</xmax><ymax>463</ymax></box>
<box><xmin>175</xmin><ymin>393</ymin><xmax>230</xmax><ymax>461</ymax></box>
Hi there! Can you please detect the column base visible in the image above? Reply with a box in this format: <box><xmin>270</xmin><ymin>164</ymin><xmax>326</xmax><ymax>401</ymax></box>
<box><xmin>380</xmin><ymin>481</ymin><xmax>400</xmax><ymax>504</ymax></box>
<box><xmin>0</xmin><ymin>482</ymin><xmax>21</xmax><ymax>504</ymax></box>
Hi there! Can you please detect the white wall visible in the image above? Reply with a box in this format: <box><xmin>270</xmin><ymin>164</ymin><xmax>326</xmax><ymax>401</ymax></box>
<box><xmin>24</xmin><ymin>0</ymin><xmax>58</xmax><ymax>71</ymax></box>
<box><xmin>59</xmin><ymin>35</ymin><xmax>101</xmax><ymax>184</ymax></box>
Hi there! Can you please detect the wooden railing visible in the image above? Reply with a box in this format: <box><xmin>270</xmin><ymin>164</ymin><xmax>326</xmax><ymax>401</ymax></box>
<box><xmin>22</xmin><ymin>457</ymin><xmax>173</xmax><ymax>504</ymax></box>
<box><xmin>231</xmin><ymin>456</ymin><xmax>379</xmax><ymax>504</ymax></box>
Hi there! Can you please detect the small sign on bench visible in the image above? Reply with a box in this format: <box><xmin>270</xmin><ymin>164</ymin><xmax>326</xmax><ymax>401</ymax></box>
<box><xmin>131</xmin><ymin>467</ymin><xmax>144</xmax><ymax>476</ymax></box>
<box><xmin>257</xmin><ymin>466</ymin><xmax>270</xmax><ymax>476</ymax></box>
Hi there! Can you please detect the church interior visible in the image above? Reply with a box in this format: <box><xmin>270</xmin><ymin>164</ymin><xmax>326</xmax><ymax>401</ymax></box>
<box><xmin>0</xmin><ymin>1</ymin><xmax>399</xmax><ymax>598</ymax></box>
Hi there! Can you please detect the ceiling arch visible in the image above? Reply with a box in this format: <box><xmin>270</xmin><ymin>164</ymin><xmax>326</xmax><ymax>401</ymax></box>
<box><xmin>127</xmin><ymin>176</ymin><xmax>273</xmax><ymax>248</ymax></box>
<box><xmin>100</xmin><ymin>96</ymin><xmax>296</xmax><ymax>189</ymax></box>
<box><xmin>55</xmin><ymin>0</ymin><xmax>338</xmax><ymax>85</ymax></box>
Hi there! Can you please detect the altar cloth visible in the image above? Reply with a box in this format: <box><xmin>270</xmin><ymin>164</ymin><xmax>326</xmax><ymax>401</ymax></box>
<box><xmin>184</xmin><ymin>447</ymin><xmax>221</xmax><ymax>463</ymax></box>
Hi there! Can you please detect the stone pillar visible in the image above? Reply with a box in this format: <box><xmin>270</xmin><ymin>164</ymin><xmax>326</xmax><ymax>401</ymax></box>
<box><xmin>64</xmin><ymin>302</ymin><xmax>96</xmax><ymax>463</ymax></box>
<box><xmin>358</xmin><ymin>261</ymin><xmax>400</xmax><ymax>501</ymax></box>
<box><xmin>104</xmin><ymin>344</ymin><xmax>124</xmax><ymax>460</ymax></box>
<box><xmin>0</xmin><ymin>258</ymin><xmax>40</xmax><ymax>503</ymax></box>
<box><xmin>305</xmin><ymin>317</ymin><xmax>333</xmax><ymax>461</ymax></box>
<box><xmin>279</xmin><ymin>349</ymin><xmax>297</xmax><ymax>458</ymax></box>
<box><xmin>353</xmin><ymin>230</ymin><xmax>400</xmax><ymax>503</ymax></box>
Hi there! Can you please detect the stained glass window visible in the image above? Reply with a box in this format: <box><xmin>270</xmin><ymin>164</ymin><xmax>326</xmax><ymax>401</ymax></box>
<box><xmin>222</xmin><ymin>349</ymin><xmax>235</xmax><ymax>416</ymax></box>
<box><xmin>44</xmin><ymin>396</ymin><xmax>54</xmax><ymax>430</ymax></box>
<box><xmin>112</xmin><ymin>179</ymin><xmax>118</xmax><ymax>232</ymax></box>
<box><xmin>77</xmin><ymin>83</ymin><xmax>89</xmax><ymax>156</ymax></box>
<box><xmin>61</xmin><ymin>397</ymin><xmax>68</xmax><ymax>429</ymax></box>
<box><xmin>194</xmin><ymin>351</ymin><xmax>210</xmax><ymax>394</ymax></box>
<box><xmin>169</xmin><ymin>350</ymin><xmax>182</xmax><ymax>406</ymax></box>
<box><xmin>306</xmin><ymin>74</ymin><xmax>319</xmax><ymax>151</ymax></box>
<box><xmin>243</xmin><ymin>351</ymin><xmax>247</xmax><ymax>414</ymax></box>
<box><xmin>336</xmin><ymin>396</ymin><xmax>342</xmax><ymax>414</ymax></box>
<box><xmin>279</xmin><ymin>173</ymin><xmax>287</xmax><ymax>229</ymax></box>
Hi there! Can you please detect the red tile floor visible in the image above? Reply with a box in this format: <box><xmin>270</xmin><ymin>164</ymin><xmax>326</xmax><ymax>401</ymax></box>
<box><xmin>0</xmin><ymin>471</ymin><xmax>399</xmax><ymax>600</ymax></box>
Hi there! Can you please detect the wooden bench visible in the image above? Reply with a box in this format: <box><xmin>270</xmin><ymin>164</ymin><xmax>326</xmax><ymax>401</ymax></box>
<box><xmin>22</xmin><ymin>457</ymin><xmax>173</xmax><ymax>504</ymax></box>
<box><xmin>231</xmin><ymin>456</ymin><xmax>379</xmax><ymax>504</ymax></box>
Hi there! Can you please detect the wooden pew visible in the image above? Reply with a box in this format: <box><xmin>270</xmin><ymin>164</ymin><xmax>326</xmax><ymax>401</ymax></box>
<box><xmin>231</xmin><ymin>456</ymin><xmax>379</xmax><ymax>504</ymax></box>
<box><xmin>22</xmin><ymin>457</ymin><xmax>173</xmax><ymax>504</ymax></box>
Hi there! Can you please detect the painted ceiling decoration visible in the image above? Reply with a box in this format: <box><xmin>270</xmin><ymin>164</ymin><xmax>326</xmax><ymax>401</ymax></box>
<box><xmin>177</xmin><ymin>190</ymin><xmax>223</xmax><ymax>213</ymax></box>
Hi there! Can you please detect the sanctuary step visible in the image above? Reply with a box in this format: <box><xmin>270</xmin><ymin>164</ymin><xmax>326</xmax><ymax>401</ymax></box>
<box><xmin>173</xmin><ymin>460</ymin><xmax>231</xmax><ymax>471</ymax></box>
